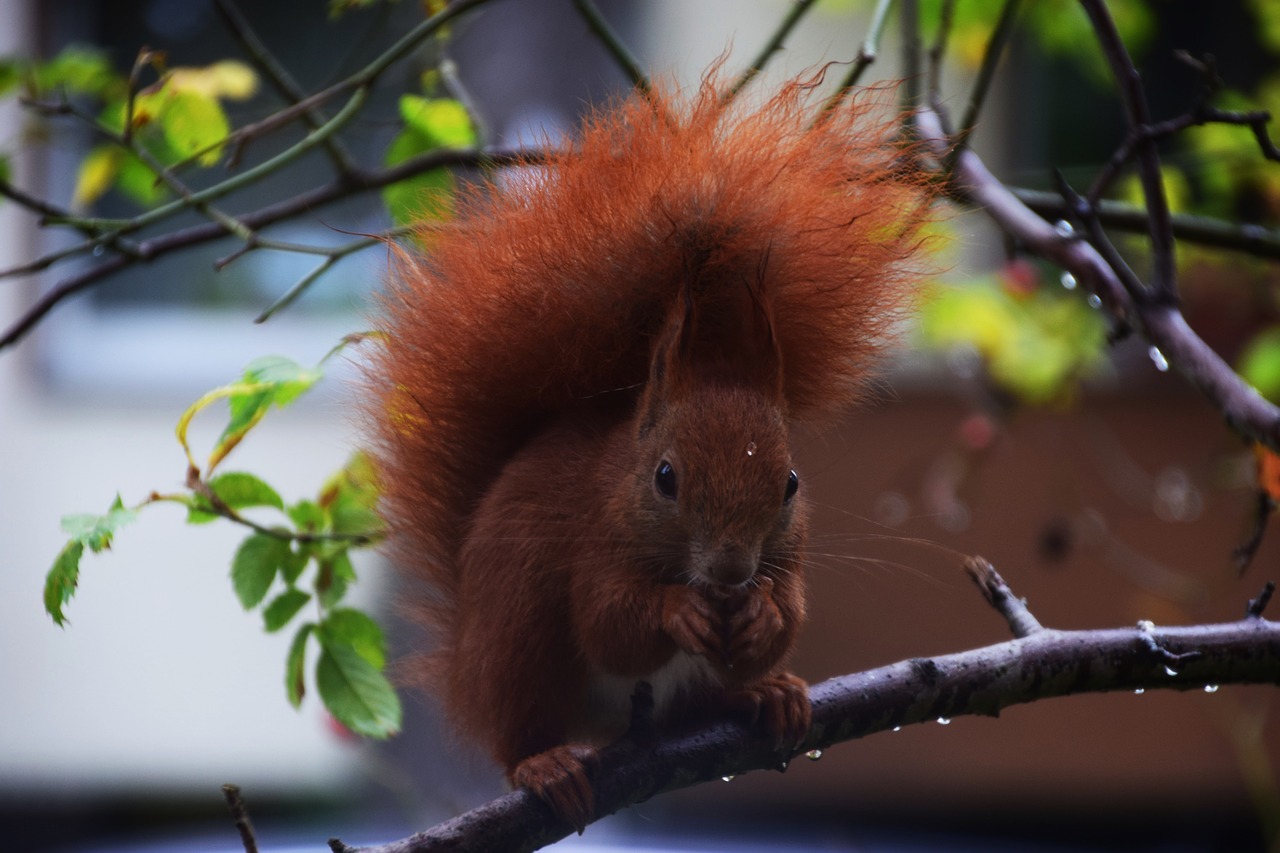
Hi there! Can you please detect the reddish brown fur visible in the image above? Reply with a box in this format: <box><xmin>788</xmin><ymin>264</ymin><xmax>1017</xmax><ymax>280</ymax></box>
<box><xmin>367</xmin><ymin>73</ymin><xmax>932</xmax><ymax>828</ymax></box>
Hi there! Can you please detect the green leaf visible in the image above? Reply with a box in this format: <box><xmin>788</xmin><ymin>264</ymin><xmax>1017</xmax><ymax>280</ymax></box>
<box><xmin>321</xmin><ymin>451</ymin><xmax>384</xmax><ymax>537</ymax></box>
<box><xmin>192</xmin><ymin>471</ymin><xmax>286</xmax><ymax>525</ymax></box>
<box><xmin>114</xmin><ymin>151</ymin><xmax>170</xmax><ymax>207</ymax></box>
<box><xmin>398</xmin><ymin>96</ymin><xmax>477</xmax><ymax>149</ymax></box>
<box><xmin>34</xmin><ymin>45</ymin><xmax>120</xmax><ymax>98</ymax></box>
<box><xmin>1239</xmin><ymin>328</ymin><xmax>1280</xmax><ymax>403</ymax></box>
<box><xmin>287</xmin><ymin>499</ymin><xmax>325</xmax><ymax>532</ymax></box>
<box><xmin>0</xmin><ymin>59</ymin><xmax>24</xmax><ymax>97</ymax></box>
<box><xmin>316</xmin><ymin>641</ymin><xmax>401</xmax><ymax>738</ymax></box>
<box><xmin>44</xmin><ymin>541</ymin><xmax>85</xmax><ymax>627</ymax></box>
<box><xmin>206</xmin><ymin>356</ymin><xmax>323</xmax><ymax>473</ymax></box>
<box><xmin>316</xmin><ymin>552</ymin><xmax>354</xmax><ymax>609</ymax></box>
<box><xmin>60</xmin><ymin>494</ymin><xmax>138</xmax><ymax>553</ymax></box>
<box><xmin>230</xmin><ymin>532</ymin><xmax>289</xmax><ymax>609</ymax></box>
<box><xmin>286</xmin><ymin>622</ymin><xmax>315</xmax><ymax>708</ymax></box>
<box><xmin>281</xmin><ymin>544</ymin><xmax>310</xmax><ymax>585</ymax></box>
<box><xmin>160</xmin><ymin>88</ymin><xmax>229</xmax><ymax>166</ymax></box>
<box><xmin>263</xmin><ymin>589</ymin><xmax>312</xmax><ymax>632</ymax></box>
<box><xmin>322</xmin><ymin>608</ymin><xmax>386</xmax><ymax>669</ymax></box>
<box><xmin>382</xmin><ymin>126</ymin><xmax>457</xmax><ymax>227</ymax></box>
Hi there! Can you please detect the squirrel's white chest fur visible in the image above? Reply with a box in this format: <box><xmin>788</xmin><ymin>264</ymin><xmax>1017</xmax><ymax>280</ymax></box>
<box><xmin>578</xmin><ymin>651</ymin><xmax>721</xmax><ymax>743</ymax></box>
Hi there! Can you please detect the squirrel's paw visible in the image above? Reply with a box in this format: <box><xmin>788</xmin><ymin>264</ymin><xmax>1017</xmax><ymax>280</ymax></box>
<box><xmin>662</xmin><ymin>584</ymin><xmax>721</xmax><ymax>662</ymax></box>
<box><xmin>727</xmin><ymin>671</ymin><xmax>811</xmax><ymax>751</ymax></box>
<box><xmin>511</xmin><ymin>744</ymin><xmax>599</xmax><ymax>833</ymax></box>
<box><xmin>721</xmin><ymin>576</ymin><xmax>786</xmax><ymax>676</ymax></box>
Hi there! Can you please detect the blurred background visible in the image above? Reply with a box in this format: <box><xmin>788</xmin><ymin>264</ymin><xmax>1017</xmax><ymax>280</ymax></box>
<box><xmin>2</xmin><ymin>0</ymin><xmax>1280</xmax><ymax>851</ymax></box>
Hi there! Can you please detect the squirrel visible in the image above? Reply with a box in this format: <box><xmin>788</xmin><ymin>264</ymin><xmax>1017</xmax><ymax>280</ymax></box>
<box><xmin>368</xmin><ymin>72</ymin><xmax>931</xmax><ymax>830</ymax></box>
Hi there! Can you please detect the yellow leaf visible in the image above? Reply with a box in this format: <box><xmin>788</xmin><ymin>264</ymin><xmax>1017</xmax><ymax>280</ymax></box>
<box><xmin>72</xmin><ymin>145</ymin><xmax>124</xmax><ymax>209</ymax></box>
<box><xmin>166</xmin><ymin>61</ymin><xmax>258</xmax><ymax>100</ymax></box>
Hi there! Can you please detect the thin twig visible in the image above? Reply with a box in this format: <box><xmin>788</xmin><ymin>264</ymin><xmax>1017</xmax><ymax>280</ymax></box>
<box><xmin>0</xmin><ymin>146</ymin><xmax>535</xmax><ymax>350</ymax></box>
<box><xmin>570</xmin><ymin>0</ymin><xmax>650</xmax><ymax>95</ymax></box>
<box><xmin>213</xmin><ymin>0</ymin><xmax>356</xmax><ymax>174</ymax></box>
<box><xmin>222</xmin><ymin>784</ymin><xmax>260</xmax><ymax>853</ymax></box>
<box><xmin>964</xmin><ymin>556</ymin><xmax>1043</xmax><ymax>638</ymax></box>
<box><xmin>1234</xmin><ymin>491</ymin><xmax>1273</xmax><ymax>575</ymax></box>
<box><xmin>919</xmin><ymin>105</ymin><xmax>1280</xmax><ymax>451</ymax></box>
<box><xmin>900</xmin><ymin>0</ymin><xmax>921</xmax><ymax>108</ymax></box>
<box><xmin>950</xmin><ymin>0</ymin><xmax>1022</xmax><ymax>161</ymax></box>
<box><xmin>1248</xmin><ymin>581</ymin><xmax>1276</xmax><ymax>619</ymax></box>
<box><xmin>1078</xmin><ymin>0</ymin><xmax>1176</xmax><ymax>302</ymax></box>
<box><xmin>822</xmin><ymin>0</ymin><xmax>894</xmax><ymax>115</ymax></box>
<box><xmin>727</xmin><ymin>0</ymin><xmax>823</xmax><ymax>99</ymax></box>
<box><xmin>1009</xmin><ymin>187</ymin><xmax>1280</xmax><ymax>261</ymax></box>
<box><xmin>926</xmin><ymin>0</ymin><xmax>956</xmax><ymax>100</ymax></box>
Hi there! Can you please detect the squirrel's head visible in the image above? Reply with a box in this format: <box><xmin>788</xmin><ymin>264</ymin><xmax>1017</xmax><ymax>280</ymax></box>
<box><xmin>625</xmin><ymin>280</ymin><xmax>806</xmax><ymax>587</ymax></box>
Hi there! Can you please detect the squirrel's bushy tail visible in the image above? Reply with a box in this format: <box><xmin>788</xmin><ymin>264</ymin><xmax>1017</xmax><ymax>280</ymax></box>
<box><xmin>367</xmin><ymin>72</ymin><xmax>934</xmax><ymax>657</ymax></box>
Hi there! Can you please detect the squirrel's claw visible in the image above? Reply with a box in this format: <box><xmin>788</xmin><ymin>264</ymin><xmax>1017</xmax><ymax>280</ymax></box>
<box><xmin>727</xmin><ymin>671</ymin><xmax>812</xmax><ymax>752</ymax></box>
<box><xmin>511</xmin><ymin>744</ymin><xmax>599</xmax><ymax>834</ymax></box>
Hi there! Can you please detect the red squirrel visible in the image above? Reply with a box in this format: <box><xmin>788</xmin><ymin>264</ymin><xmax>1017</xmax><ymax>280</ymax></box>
<box><xmin>369</xmin><ymin>73</ymin><xmax>931</xmax><ymax>829</ymax></box>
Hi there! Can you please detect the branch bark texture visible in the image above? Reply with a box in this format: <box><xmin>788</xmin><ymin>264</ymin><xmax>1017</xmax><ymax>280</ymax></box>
<box><xmin>333</xmin><ymin>616</ymin><xmax>1280</xmax><ymax>853</ymax></box>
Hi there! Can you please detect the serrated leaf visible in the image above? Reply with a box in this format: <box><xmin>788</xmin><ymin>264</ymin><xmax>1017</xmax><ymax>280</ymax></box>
<box><xmin>243</xmin><ymin>355</ymin><xmax>323</xmax><ymax>406</ymax></box>
<box><xmin>322</xmin><ymin>608</ymin><xmax>386</xmax><ymax>669</ymax></box>
<box><xmin>231</xmin><ymin>532</ymin><xmax>289</xmax><ymax>609</ymax></box>
<box><xmin>286</xmin><ymin>622</ymin><xmax>315</xmax><ymax>708</ymax></box>
<box><xmin>316</xmin><ymin>641</ymin><xmax>401</xmax><ymax>738</ymax></box>
<box><xmin>161</xmin><ymin>88</ymin><xmax>228</xmax><ymax>166</ymax></box>
<box><xmin>263</xmin><ymin>589</ymin><xmax>312</xmax><ymax>632</ymax></box>
<box><xmin>60</xmin><ymin>494</ymin><xmax>138</xmax><ymax>552</ymax></box>
<box><xmin>186</xmin><ymin>471</ymin><xmax>285</xmax><ymax>524</ymax></box>
<box><xmin>71</xmin><ymin>145</ymin><xmax>123</xmax><ymax>209</ymax></box>
<box><xmin>44</xmin><ymin>540</ymin><xmax>85</xmax><ymax>627</ymax></box>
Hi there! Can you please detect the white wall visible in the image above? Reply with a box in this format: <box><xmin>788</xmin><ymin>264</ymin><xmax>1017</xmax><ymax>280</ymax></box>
<box><xmin>0</xmin><ymin>1</ymin><xmax>370</xmax><ymax>798</ymax></box>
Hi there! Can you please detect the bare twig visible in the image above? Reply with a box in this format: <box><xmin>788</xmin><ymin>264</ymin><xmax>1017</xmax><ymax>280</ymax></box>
<box><xmin>0</xmin><ymin>146</ymin><xmax>536</xmax><ymax>349</ymax></box>
<box><xmin>1234</xmin><ymin>491</ymin><xmax>1273</xmax><ymax>575</ymax></box>
<box><xmin>570</xmin><ymin>0</ymin><xmax>650</xmax><ymax>95</ymax></box>
<box><xmin>1009</xmin><ymin>188</ymin><xmax>1280</xmax><ymax>261</ymax></box>
<box><xmin>964</xmin><ymin>556</ymin><xmax>1043</xmax><ymax>638</ymax></box>
<box><xmin>213</xmin><ymin>0</ymin><xmax>356</xmax><ymax>174</ymax></box>
<box><xmin>951</xmin><ymin>0</ymin><xmax>1022</xmax><ymax>161</ymax></box>
<box><xmin>1248</xmin><ymin>581</ymin><xmax>1276</xmax><ymax>619</ymax></box>
<box><xmin>918</xmin><ymin>106</ymin><xmax>1280</xmax><ymax>452</ymax></box>
<box><xmin>926</xmin><ymin>0</ymin><xmax>956</xmax><ymax>100</ymax></box>
<box><xmin>900</xmin><ymin>0</ymin><xmax>921</xmax><ymax>108</ymax></box>
<box><xmin>222</xmin><ymin>784</ymin><xmax>260</xmax><ymax>853</ymax></box>
<box><xmin>334</xmin><ymin>617</ymin><xmax>1280</xmax><ymax>853</ymax></box>
<box><xmin>727</xmin><ymin>0</ymin><xmax>823</xmax><ymax>99</ymax></box>
<box><xmin>1078</xmin><ymin>0</ymin><xmax>1176</xmax><ymax>302</ymax></box>
<box><xmin>822</xmin><ymin>0</ymin><xmax>894</xmax><ymax>114</ymax></box>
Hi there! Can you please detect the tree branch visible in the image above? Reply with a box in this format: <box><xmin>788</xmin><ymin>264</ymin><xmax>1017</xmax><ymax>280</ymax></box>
<box><xmin>917</xmin><ymin>106</ymin><xmax>1280</xmax><ymax>452</ymax></box>
<box><xmin>0</xmin><ymin>146</ymin><xmax>534</xmax><ymax>350</ymax></box>
<box><xmin>333</xmin><ymin>610</ymin><xmax>1280</xmax><ymax>853</ymax></box>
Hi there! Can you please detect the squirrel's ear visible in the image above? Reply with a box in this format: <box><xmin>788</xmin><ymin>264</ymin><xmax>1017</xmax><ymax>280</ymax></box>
<box><xmin>636</xmin><ymin>296</ymin><xmax>694</xmax><ymax>436</ymax></box>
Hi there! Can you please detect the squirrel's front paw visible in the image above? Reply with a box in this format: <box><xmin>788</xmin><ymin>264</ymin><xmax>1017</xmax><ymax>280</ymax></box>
<box><xmin>511</xmin><ymin>744</ymin><xmax>598</xmax><ymax>833</ymax></box>
<box><xmin>720</xmin><ymin>576</ymin><xmax>787</xmax><ymax>678</ymax></box>
<box><xmin>662</xmin><ymin>584</ymin><xmax>721</xmax><ymax>662</ymax></box>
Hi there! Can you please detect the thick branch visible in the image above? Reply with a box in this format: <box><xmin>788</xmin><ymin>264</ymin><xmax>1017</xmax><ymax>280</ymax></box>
<box><xmin>916</xmin><ymin>107</ymin><xmax>1280</xmax><ymax>451</ymax></box>
<box><xmin>333</xmin><ymin>616</ymin><xmax>1280</xmax><ymax>853</ymax></box>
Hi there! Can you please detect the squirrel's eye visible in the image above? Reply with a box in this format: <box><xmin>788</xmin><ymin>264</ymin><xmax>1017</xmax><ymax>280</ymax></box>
<box><xmin>784</xmin><ymin>469</ymin><xmax>799</xmax><ymax>503</ymax></box>
<box><xmin>654</xmin><ymin>460</ymin><xmax>678</xmax><ymax>500</ymax></box>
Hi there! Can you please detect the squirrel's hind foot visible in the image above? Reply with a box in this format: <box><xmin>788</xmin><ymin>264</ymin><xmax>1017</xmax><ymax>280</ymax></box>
<box><xmin>727</xmin><ymin>671</ymin><xmax>812</xmax><ymax>752</ymax></box>
<box><xmin>511</xmin><ymin>743</ymin><xmax>599</xmax><ymax>834</ymax></box>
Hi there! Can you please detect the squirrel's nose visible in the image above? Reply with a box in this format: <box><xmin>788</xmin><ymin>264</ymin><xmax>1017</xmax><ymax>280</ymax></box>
<box><xmin>705</xmin><ymin>543</ymin><xmax>757</xmax><ymax>586</ymax></box>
